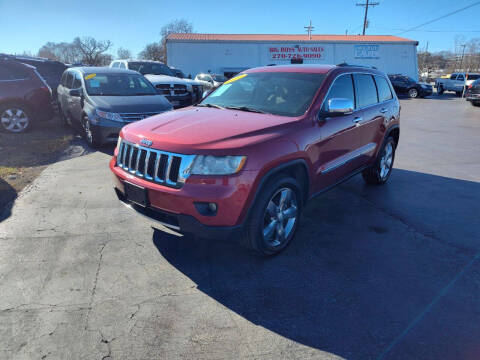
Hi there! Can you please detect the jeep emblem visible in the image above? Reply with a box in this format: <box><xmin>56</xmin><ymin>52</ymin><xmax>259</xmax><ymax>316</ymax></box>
<box><xmin>140</xmin><ymin>138</ymin><xmax>153</xmax><ymax>147</ymax></box>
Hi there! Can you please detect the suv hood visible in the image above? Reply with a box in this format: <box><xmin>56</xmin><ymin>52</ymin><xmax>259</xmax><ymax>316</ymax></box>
<box><xmin>90</xmin><ymin>95</ymin><xmax>172</xmax><ymax>113</ymax></box>
<box><xmin>144</xmin><ymin>74</ymin><xmax>189</xmax><ymax>85</ymax></box>
<box><xmin>121</xmin><ymin>106</ymin><xmax>302</xmax><ymax>152</ymax></box>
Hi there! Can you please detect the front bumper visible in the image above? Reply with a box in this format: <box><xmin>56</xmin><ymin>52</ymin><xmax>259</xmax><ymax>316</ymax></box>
<box><xmin>419</xmin><ymin>87</ymin><xmax>433</xmax><ymax>96</ymax></box>
<box><xmin>165</xmin><ymin>93</ymin><xmax>193</xmax><ymax>109</ymax></box>
<box><xmin>110</xmin><ymin>157</ymin><xmax>259</xmax><ymax>236</ymax></box>
<box><xmin>466</xmin><ymin>93</ymin><xmax>480</xmax><ymax>101</ymax></box>
<box><xmin>114</xmin><ymin>188</ymin><xmax>244</xmax><ymax>241</ymax></box>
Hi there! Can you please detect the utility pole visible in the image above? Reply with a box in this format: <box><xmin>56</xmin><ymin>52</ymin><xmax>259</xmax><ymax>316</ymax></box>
<box><xmin>304</xmin><ymin>20</ymin><xmax>314</xmax><ymax>40</ymax></box>
<box><xmin>459</xmin><ymin>44</ymin><xmax>467</xmax><ymax>71</ymax></box>
<box><xmin>356</xmin><ymin>0</ymin><xmax>379</xmax><ymax>35</ymax></box>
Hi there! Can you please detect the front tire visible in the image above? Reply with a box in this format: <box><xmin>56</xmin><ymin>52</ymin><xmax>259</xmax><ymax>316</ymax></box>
<box><xmin>362</xmin><ymin>137</ymin><xmax>396</xmax><ymax>185</ymax></box>
<box><xmin>82</xmin><ymin>116</ymin><xmax>101</xmax><ymax>148</ymax></box>
<box><xmin>408</xmin><ymin>88</ymin><xmax>419</xmax><ymax>98</ymax></box>
<box><xmin>242</xmin><ymin>176</ymin><xmax>303</xmax><ymax>256</ymax></box>
<box><xmin>0</xmin><ymin>103</ymin><xmax>32</xmax><ymax>133</ymax></box>
<box><xmin>437</xmin><ymin>85</ymin><xmax>444</xmax><ymax>95</ymax></box>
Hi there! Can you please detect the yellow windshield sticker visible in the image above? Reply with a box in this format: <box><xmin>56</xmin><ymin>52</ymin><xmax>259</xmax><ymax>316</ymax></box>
<box><xmin>85</xmin><ymin>73</ymin><xmax>96</xmax><ymax>80</ymax></box>
<box><xmin>224</xmin><ymin>74</ymin><xmax>247</xmax><ymax>84</ymax></box>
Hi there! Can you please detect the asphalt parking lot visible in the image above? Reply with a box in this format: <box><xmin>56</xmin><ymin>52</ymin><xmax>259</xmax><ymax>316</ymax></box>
<box><xmin>1</xmin><ymin>94</ymin><xmax>479</xmax><ymax>360</ymax></box>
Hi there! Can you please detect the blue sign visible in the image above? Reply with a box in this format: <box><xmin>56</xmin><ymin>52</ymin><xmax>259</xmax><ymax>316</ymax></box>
<box><xmin>354</xmin><ymin>45</ymin><xmax>380</xmax><ymax>59</ymax></box>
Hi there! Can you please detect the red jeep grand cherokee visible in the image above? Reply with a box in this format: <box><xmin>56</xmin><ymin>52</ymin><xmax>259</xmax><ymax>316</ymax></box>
<box><xmin>110</xmin><ymin>64</ymin><xmax>400</xmax><ymax>255</ymax></box>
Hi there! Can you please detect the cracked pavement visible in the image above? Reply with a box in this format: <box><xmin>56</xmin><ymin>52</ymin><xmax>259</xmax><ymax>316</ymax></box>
<box><xmin>1</xmin><ymin>96</ymin><xmax>479</xmax><ymax>359</ymax></box>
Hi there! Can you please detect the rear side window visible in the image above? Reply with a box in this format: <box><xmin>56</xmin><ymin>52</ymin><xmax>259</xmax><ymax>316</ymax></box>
<box><xmin>65</xmin><ymin>72</ymin><xmax>74</xmax><ymax>89</ymax></box>
<box><xmin>0</xmin><ymin>64</ymin><xmax>30</xmax><ymax>80</ymax></box>
<box><xmin>322</xmin><ymin>74</ymin><xmax>354</xmax><ymax>111</ymax></box>
<box><xmin>119</xmin><ymin>62</ymin><xmax>126</xmax><ymax>69</ymax></box>
<box><xmin>374</xmin><ymin>76</ymin><xmax>393</xmax><ymax>102</ymax></box>
<box><xmin>353</xmin><ymin>74</ymin><xmax>378</xmax><ymax>108</ymax></box>
<box><xmin>72</xmin><ymin>72</ymin><xmax>82</xmax><ymax>88</ymax></box>
<box><xmin>112</xmin><ymin>62</ymin><xmax>119</xmax><ymax>68</ymax></box>
<box><xmin>450</xmin><ymin>74</ymin><xmax>457</xmax><ymax>80</ymax></box>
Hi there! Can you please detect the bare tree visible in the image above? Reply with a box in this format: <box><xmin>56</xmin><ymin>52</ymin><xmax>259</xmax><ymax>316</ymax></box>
<box><xmin>138</xmin><ymin>42</ymin><xmax>164</xmax><ymax>62</ymax></box>
<box><xmin>73</xmin><ymin>36</ymin><xmax>113</xmax><ymax>65</ymax></box>
<box><xmin>117</xmin><ymin>47</ymin><xmax>132</xmax><ymax>60</ymax></box>
<box><xmin>159</xmin><ymin>19</ymin><xmax>193</xmax><ymax>62</ymax></box>
<box><xmin>38</xmin><ymin>42</ymin><xmax>82</xmax><ymax>63</ymax></box>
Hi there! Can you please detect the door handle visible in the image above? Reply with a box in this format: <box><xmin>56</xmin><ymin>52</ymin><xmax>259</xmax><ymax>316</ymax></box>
<box><xmin>380</xmin><ymin>108</ymin><xmax>388</xmax><ymax>114</ymax></box>
<box><xmin>353</xmin><ymin>116</ymin><xmax>363</xmax><ymax>123</ymax></box>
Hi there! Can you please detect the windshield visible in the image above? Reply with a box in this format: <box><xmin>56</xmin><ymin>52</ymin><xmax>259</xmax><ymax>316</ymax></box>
<box><xmin>128</xmin><ymin>62</ymin><xmax>174</xmax><ymax>76</ymax></box>
<box><xmin>212</xmin><ymin>74</ymin><xmax>227</xmax><ymax>82</ymax></box>
<box><xmin>84</xmin><ymin>73</ymin><xmax>157</xmax><ymax>96</ymax></box>
<box><xmin>172</xmin><ymin>69</ymin><xmax>185</xmax><ymax>78</ymax></box>
<box><xmin>201</xmin><ymin>72</ymin><xmax>325</xmax><ymax>117</ymax></box>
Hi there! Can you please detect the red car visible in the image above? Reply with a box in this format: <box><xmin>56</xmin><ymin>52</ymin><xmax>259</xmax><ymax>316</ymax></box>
<box><xmin>110</xmin><ymin>64</ymin><xmax>400</xmax><ymax>255</ymax></box>
<box><xmin>0</xmin><ymin>56</ymin><xmax>54</xmax><ymax>133</ymax></box>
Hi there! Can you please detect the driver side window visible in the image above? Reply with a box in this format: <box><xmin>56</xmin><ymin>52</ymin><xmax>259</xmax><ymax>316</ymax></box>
<box><xmin>322</xmin><ymin>74</ymin><xmax>355</xmax><ymax>111</ymax></box>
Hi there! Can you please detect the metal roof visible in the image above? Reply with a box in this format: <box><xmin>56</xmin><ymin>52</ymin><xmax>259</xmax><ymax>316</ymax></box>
<box><xmin>167</xmin><ymin>33</ymin><xmax>417</xmax><ymax>43</ymax></box>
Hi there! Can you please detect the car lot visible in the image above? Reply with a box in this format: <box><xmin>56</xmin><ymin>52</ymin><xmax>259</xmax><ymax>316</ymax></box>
<box><xmin>0</xmin><ymin>95</ymin><xmax>479</xmax><ymax>359</ymax></box>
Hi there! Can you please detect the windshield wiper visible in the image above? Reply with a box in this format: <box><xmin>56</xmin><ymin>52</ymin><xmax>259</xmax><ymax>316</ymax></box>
<box><xmin>224</xmin><ymin>106</ymin><xmax>267</xmax><ymax>114</ymax></box>
<box><xmin>195</xmin><ymin>103</ymin><xmax>225</xmax><ymax>109</ymax></box>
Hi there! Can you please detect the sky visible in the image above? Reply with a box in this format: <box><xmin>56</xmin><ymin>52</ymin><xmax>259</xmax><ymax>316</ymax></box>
<box><xmin>1</xmin><ymin>0</ymin><xmax>479</xmax><ymax>58</ymax></box>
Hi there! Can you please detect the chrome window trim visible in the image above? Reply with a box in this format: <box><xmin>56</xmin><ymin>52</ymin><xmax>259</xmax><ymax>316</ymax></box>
<box><xmin>321</xmin><ymin>142</ymin><xmax>377</xmax><ymax>174</ymax></box>
<box><xmin>320</xmin><ymin>71</ymin><xmax>396</xmax><ymax>113</ymax></box>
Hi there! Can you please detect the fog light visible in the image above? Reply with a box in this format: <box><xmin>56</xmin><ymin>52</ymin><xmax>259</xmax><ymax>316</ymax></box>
<box><xmin>194</xmin><ymin>202</ymin><xmax>218</xmax><ymax>216</ymax></box>
<box><xmin>208</xmin><ymin>203</ymin><xmax>217</xmax><ymax>212</ymax></box>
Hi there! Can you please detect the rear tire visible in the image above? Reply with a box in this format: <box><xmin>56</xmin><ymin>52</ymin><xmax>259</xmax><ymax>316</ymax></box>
<box><xmin>242</xmin><ymin>176</ymin><xmax>303</xmax><ymax>256</ymax></box>
<box><xmin>362</xmin><ymin>137</ymin><xmax>396</xmax><ymax>185</ymax></box>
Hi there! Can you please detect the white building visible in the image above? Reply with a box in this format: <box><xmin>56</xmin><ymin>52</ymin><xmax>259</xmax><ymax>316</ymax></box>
<box><xmin>166</xmin><ymin>33</ymin><xmax>419</xmax><ymax>80</ymax></box>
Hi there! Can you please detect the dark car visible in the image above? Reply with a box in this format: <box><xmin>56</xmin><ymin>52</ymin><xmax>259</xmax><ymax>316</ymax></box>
<box><xmin>0</xmin><ymin>57</ymin><xmax>54</xmax><ymax>133</ymax></box>
<box><xmin>57</xmin><ymin>67</ymin><xmax>173</xmax><ymax>147</ymax></box>
<box><xmin>465</xmin><ymin>78</ymin><xmax>480</xmax><ymax>107</ymax></box>
<box><xmin>111</xmin><ymin>64</ymin><xmax>400</xmax><ymax>256</ymax></box>
<box><xmin>388</xmin><ymin>74</ymin><xmax>433</xmax><ymax>98</ymax></box>
<box><xmin>4</xmin><ymin>55</ymin><xmax>67</xmax><ymax>101</ymax></box>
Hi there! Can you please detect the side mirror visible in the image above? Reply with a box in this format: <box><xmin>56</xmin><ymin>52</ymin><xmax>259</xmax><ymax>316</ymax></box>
<box><xmin>202</xmin><ymin>90</ymin><xmax>213</xmax><ymax>99</ymax></box>
<box><xmin>69</xmin><ymin>88</ymin><xmax>82</xmax><ymax>97</ymax></box>
<box><xmin>327</xmin><ymin>98</ymin><xmax>354</xmax><ymax>115</ymax></box>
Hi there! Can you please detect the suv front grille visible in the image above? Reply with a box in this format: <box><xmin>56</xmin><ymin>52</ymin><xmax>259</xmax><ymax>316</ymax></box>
<box><xmin>116</xmin><ymin>140</ymin><xmax>195</xmax><ymax>188</ymax></box>
<box><xmin>155</xmin><ymin>84</ymin><xmax>189</xmax><ymax>96</ymax></box>
<box><xmin>120</xmin><ymin>112</ymin><xmax>161</xmax><ymax>122</ymax></box>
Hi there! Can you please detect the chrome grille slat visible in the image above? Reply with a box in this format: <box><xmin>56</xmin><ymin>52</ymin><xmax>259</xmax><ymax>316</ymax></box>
<box><xmin>116</xmin><ymin>139</ymin><xmax>195</xmax><ymax>189</ymax></box>
<box><xmin>128</xmin><ymin>147</ymin><xmax>135</xmax><ymax>172</ymax></box>
<box><xmin>165</xmin><ymin>156</ymin><xmax>173</xmax><ymax>184</ymax></box>
<box><xmin>119</xmin><ymin>112</ymin><xmax>160</xmax><ymax>122</ymax></box>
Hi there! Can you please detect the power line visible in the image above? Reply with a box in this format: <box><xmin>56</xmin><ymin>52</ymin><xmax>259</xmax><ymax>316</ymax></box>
<box><xmin>356</xmin><ymin>0</ymin><xmax>380</xmax><ymax>35</ymax></box>
<box><xmin>371</xmin><ymin>26</ymin><xmax>480</xmax><ymax>33</ymax></box>
<box><xmin>396</xmin><ymin>1</ymin><xmax>480</xmax><ymax>35</ymax></box>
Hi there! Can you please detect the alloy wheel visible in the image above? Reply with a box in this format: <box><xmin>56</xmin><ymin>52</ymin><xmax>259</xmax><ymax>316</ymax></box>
<box><xmin>408</xmin><ymin>88</ymin><xmax>418</xmax><ymax>98</ymax></box>
<box><xmin>1</xmin><ymin>108</ymin><xmax>29</xmax><ymax>133</ymax></box>
<box><xmin>262</xmin><ymin>187</ymin><xmax>298</xmax><ymax>247</ymax></box>
<box><xmin>379</xmin><ymin>142</ymin><xmax>393</xmax><ymax>179</ymax></box>
<box><xmin>83</xmin><ymin>118</ymin><xmax>93</xmax><ymax>144</ymax></box>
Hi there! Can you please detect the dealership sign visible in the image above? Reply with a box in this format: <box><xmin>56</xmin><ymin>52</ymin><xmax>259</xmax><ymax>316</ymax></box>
<box><xmin>269</xmin><ymin>45</ymin><xmax>325</xmax><ymax>60</ymax></box>
<box><xmin>354</xmin><ymin>45</ymin><xmax>380</xmax><ymax>59</ymax></box>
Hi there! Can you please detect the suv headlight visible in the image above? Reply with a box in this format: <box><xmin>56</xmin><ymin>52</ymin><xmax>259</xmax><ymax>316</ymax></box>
<box><xmin>96</xmin><ymin>109</ymin><xmax>123</xmax><ymax>122</ymax></box>
<box><xmin>190</xmin><ymin>155</ymin><xmax>246</xmax><ymax>175</ymax></box>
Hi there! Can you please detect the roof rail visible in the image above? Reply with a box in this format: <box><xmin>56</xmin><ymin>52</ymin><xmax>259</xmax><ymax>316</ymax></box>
<box><xmin>336</xmin><ymin>62</ymin><xmax>377</xmax><ymax>70</ymax></box>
